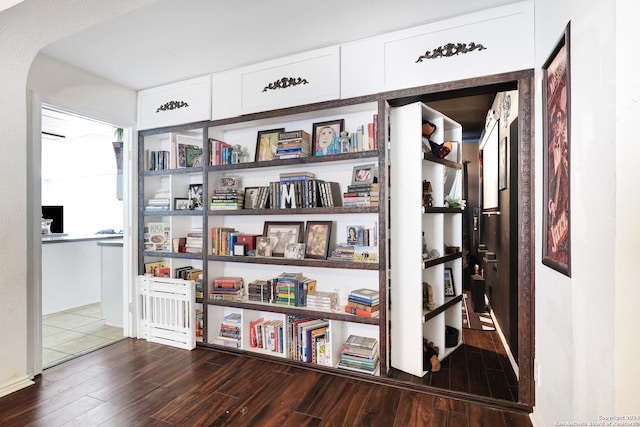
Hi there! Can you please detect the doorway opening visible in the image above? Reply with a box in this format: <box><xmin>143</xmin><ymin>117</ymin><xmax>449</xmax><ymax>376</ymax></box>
<box><xmin>40</xmin><ymin>106</ymin><xmax>126</xmax><ymax>368</ymax></box>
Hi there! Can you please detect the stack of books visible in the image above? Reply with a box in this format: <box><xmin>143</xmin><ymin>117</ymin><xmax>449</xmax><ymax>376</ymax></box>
<box><xmin>183</xmin><ymin>228</ymin><xmax>203</xmax><ymax>254</ymax></box>
<box><xmin>247</xmin><ymin>279</ymin><xmax>272</xmax><ymax>303</ymax></box>
<box><xmin>209</xmin><ymin>276</ymin><xmax>244</xmax><ymax>301</ymax></box>
<box><xmin>145</xmin><ymin>189</ymin><xmax>170</xmax><ymax>211</ymax></box>
<box><xmin>210</xmin><ymin>188</ymin><xmax>244</xmax><ymax>210</ymax></box>
<box><xmin>345</xmin><ymin>288</ymin><xmax>380</xmax><ymax>318</ymax></box>
<box><xmin>274</xmin><ymin>130</ymin><xmax>311</xmax><ymax>159</ymax></box>
<box><xmin>343</xmin><ymin>182</ymin><xmax>379</xmax><ymax>207</ymax></box>
<box><xmin>338</xmin><ymin>335</ymin><xmax>380</xmax><ymax>375</ymax></box>
<box><xmin>212</xmin><ymin>312</ymin><xmax>241</xmax><ymax>348</ymax></box>
<box><xmin>306</xmin><ymin>291</ymin><xmax>338</xmax><ymax>311</ymax></box>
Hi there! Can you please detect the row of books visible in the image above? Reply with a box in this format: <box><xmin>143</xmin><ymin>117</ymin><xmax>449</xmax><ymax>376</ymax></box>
<box><xmin>170</xmin><ymin>228</ymin><xmax>204</xmax><ymax>254</ymax></box>
<box><xmin>288</xmin><ymin>316</ymin><xmax>331</xmax><ymax>364</ymax></box>
<box><xmin>338</xmin><ymin>334</ymin><xmax>379</xmax><ymax>375</ymax></box>
<box><xmin>212</xmin><ymin>312</ymin><xmax>241</xmax><ymax>348</ymax></box>
<box><xmin>146</xmin><ymin>134</ymin><xmax>205</xmax><ymax>171</ymax></box>
<box><xmin>249</xmin><ymin>317</ymin><xmax>284</xmax><ymax>353</ymax></box>
<box><xmin>210</xmin><ymin>228</ymin><xmax>257</xmax><ymax>256</ymax></box>
<box><xmin>246</xmin><ymin>273</ymin><xmax>317</xmax><ymax>308</ymax></box>
<box><xmin>247</xmin><ymin>179</ymin><xmax>342</xmax><ymax>210</ymax></box>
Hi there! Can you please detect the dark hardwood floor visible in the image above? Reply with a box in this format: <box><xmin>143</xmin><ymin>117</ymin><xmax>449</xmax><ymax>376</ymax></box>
<box><xmin>388</xmin><ymin>327</ymin><xmax>519</xmax><ymax>402</ymax></box>
<box><xmin>0</xmin><ymin>339</ymin><xmax>531</xmax><ymax>426</ymax></box>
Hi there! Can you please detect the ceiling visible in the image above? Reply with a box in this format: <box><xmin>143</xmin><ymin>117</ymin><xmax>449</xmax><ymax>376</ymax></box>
<box><xmin>40</xmin><ymin>0</ymin><xmax>521</xmax><ymax>140</ymax></box>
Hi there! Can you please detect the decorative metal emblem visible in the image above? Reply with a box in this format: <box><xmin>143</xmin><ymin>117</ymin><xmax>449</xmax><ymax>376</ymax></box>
<box><xmin>415</xmin><ymin>42</ymin><xmax>487</xmax><ymax>62</ymax></box>
<box><xmin>156</xmin><ymin>100</ymin><xmax>189</xmax><ymax>113</ymax></box>
<box><xmin>263</xmin><ymin>77</ymin><xmax>309</xmax><ymax>92</ymax></box>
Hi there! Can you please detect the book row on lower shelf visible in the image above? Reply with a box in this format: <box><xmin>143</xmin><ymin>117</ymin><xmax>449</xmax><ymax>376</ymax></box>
<box><xmin>209</xmin><ymin>273</ymin><xmax>380</xmax><ymax>319</ymax></box>
<box><xmin>211</xmin><ymin>309</ymin><xmax>379</xmax><ymax>375</ymax></box>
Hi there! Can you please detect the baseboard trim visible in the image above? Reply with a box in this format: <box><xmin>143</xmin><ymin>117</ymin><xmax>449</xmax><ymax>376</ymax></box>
<box><xmin>486</xmin><ymin>295</ymin><xmax>519</xmax><ymax>379</ymax></box>
<box><xmin>0</xmin><ymin>376</ymin><xmax>34</xmax><ymax>398</ymax></box>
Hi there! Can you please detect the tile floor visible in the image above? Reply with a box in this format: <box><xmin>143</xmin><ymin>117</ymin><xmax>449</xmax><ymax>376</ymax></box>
<box><xmin>42</xmin><ymin>302</ymin><xmax>124</xmax><ymax>368</ymax></box>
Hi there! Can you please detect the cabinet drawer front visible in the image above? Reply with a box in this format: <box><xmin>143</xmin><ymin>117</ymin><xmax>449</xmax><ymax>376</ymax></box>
<box><xmin>384</xmin><ymin>3</ymin><xmax>532</xmax><ymax>90</ymax></box>
<box><xmin>240</xmin><ymin>46</ymin><xmax>340</xmax><ymax>115</ymax></box>
<box><xmin>138</xmin><ymin>75</ymin><xmax>211</xmax><ymax>130</ymax></box>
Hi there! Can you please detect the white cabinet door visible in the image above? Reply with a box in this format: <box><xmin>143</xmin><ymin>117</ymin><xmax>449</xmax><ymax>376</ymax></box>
<box><xmin>138</xmin><ymin>75</ymin><xmax>211</xmax><ymax>130</ymax></box>
<box><xmin>341</xmin><ymin>1</ymin><xmax>533</xmax><ymax>98</ymax></box>
<box><xmin>212</xmin><ymin>46</ymin><xmax>340</xmax><ymax>120</ymax></box>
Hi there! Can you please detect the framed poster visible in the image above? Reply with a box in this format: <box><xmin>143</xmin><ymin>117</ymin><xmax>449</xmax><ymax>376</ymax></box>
<box><xmin>542</xmin><ymin>22</ymin><xmax>571</xmax><ymax>277</ymax></box>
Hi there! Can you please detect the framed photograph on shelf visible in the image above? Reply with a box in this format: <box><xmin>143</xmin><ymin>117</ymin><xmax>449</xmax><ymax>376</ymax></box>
<box><xmin>187</xmin><ymin>184</ymin><xmax>203</xmax><ymax>210</ymax></box>
<box><xmin>262</xmin><ymin>221</ymin><xmax>304</xmax><ymax>257</ymax></box>
<box><xmin>256</xmin><ymin>236</ymin><xmax>272</xmax><ymax>257</ymax></box>
<box><xmin>304</xmin><ymin>221</ymin><xmax>333</xmax><ymax>260</ymax></box>
<box><xmin>217</xmin><ymin>174</ymin><xmax>241</xmax><ymax>190</ymax></box>
<box><xmin>284</xmin><ymin>243</ymin><xmax>305</xmax><ymax>260</ymax></box>
<box><xmin>444</xmin><ymin>268</ymin><xmax>455</xmax><ymax>296</ymax></box>
<box><xmin>542</xmin><ymin>22</ymin><xmax>571</xmax><ymax>277</ymax></box>
<box><xmin>351</xmin><ymin>163</ymin><xmax>376</xmax><ymax>185</ymax></box>
<box><xmin>174</xmin><ymin>198</ymin><xmax>192</xmax><ymax>211</ymax></box>
<box><xmin>255</xmin><ymin>128</ymin><xmax>284</xmax><ymax>162</ymax></box>
<box><xmin>312</xmin><ymin>119</ymin><xmax>343</xmax><ymax>156</ymax></box>
<box><xmin>243</xmin><ymin>186</ymin><xmax>260</xmax><ymax>209</ymax></box>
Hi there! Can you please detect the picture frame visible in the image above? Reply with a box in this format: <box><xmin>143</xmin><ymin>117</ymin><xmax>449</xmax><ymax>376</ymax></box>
<box><xmin>187</xmin><ymin>184</ymin><xmax>203</xmax><ymax>210</ymax></box>
<box><xmin>542</xmin><ymin>22</ymin><xmax>571</xmax><ymax>277</ymax></box>
<box><xmin>284</xmin><ymin>242</ymin><xmax>305</xmax><ymax>260</ymax></box>
<box><xmin>444</xmin><ymin>268</ymin><xmax>455</xmax><ymax>296</ymax></box>
<box><xmin>262</xmin><ymin>221</ymin><xmax>304</xmax><ymax>257</ymax></box>
<box><xmin>304</xmin><ymin>221</ymin><xmax>332</xmax><ymax>260</ymax></box>
<box><xmin>255</xmin><ymin>236</ymin><xmax>272</xmax><ymax>257</ymax></box>
<box><xmin>243</xmin><ymin>186</ymin><xmax>260</xmax><ymax>209</ymax></box>
<box><xmin>351</xmin><ymin>163</ymin><xmax>376</xmax><ymax>185</ymax></box>
<box><xmin>217</xmin><ymin>174</ymin><xmax>240</xmax><ymax>190</ymax></box>
<box><xmin>312</xmin><ymin>119</ymin><xmax>344</xmax><ymax>156</ymax></box>
<box><xmin>499</xmin><ymin>136</ymin><xmax>508</xmax><ymax>191</ymax></box>
<box><xmin>255</xmin><ymin>128</ymin><xmax>284</xmax><ymax>162</ymax></box>
<box><xmin>174</xmin><ymin>197</ymin><xmax>192</xmax><ymax>211</ymax></box>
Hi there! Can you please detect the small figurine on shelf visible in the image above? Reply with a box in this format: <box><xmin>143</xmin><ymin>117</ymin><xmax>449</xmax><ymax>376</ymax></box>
<box><xmin>231</xmin><ymin>144</ymin><xmax>244</xmax><ymax>164</ymax></box>
<box><xmin>338</xmin><ymin>131</ymin><xmax>351</xmax><ymax>153</ymax></box>
<box><xmin>422</xmin><ymin>180</ymin><xmax>433</xmax><ymax>207</ymax></box>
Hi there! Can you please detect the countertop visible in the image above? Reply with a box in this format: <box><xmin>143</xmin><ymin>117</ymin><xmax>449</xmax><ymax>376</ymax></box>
<box><xmin>42</xmin><ymin>234</ymin><xmax>124</xmax><ymax>244</ymax></box>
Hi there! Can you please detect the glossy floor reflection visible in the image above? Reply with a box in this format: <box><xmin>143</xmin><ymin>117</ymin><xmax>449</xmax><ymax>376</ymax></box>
<box><xmin>42</xmin><ymin>302</ymin><xmax>124</xmax><ymax>368</ymax></box>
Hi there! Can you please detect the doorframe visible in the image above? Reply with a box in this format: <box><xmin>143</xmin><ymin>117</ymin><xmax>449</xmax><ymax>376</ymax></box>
<box><xmin>380</xmin><ymin>69</ymin><xmax>535</xmax><ymax>408</ymax></box>
<box><xmin>27</xmin><ymin>97</ymin><xmax>135</xmax><ymax>376</ymax></box>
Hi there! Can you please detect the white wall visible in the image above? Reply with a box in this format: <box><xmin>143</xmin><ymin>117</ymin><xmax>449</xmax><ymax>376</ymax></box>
<box><xmin>0</xmin><ymin>0</ymin><xmax>156</xmax><ymax>397</ymax></box>
<box><xmin>534</xmin><ymin>0</ymin><xmax>640</xmax><ymax>424</ymax></box>
<box><xmin>614</xmin><ymin>1</ymin><xmax>640</xmax><ymax>415</ymax></box>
